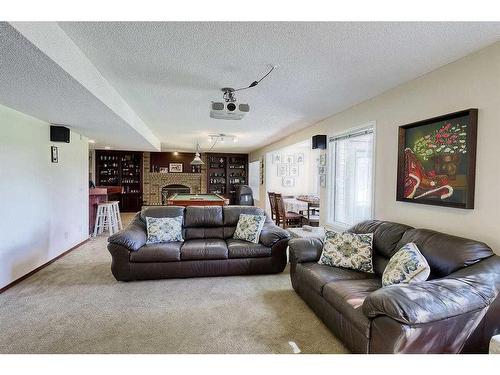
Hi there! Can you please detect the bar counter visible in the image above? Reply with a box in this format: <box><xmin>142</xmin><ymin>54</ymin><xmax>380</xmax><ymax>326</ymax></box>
<box><xmin>89</xmin><ymin>186</ymin><xmax>123</xmax><ymax>235</ymax></box>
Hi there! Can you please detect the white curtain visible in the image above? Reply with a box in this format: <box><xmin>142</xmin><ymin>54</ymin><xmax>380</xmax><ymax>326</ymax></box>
<box><xmin>329</xmin><ymin>129</ymin><xmax>374</xmax><ymax>227</ymax></box>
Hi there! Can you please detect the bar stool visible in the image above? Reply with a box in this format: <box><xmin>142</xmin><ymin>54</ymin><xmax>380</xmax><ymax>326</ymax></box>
<box><xmin>93</xmin><ymin>201</ymin><xmax>122</xmax><ymax>237</ymax></box>
<box><xmin>111</xmin><ymin>201</ymin><xmax>123</xmax><ymax>231</ymax></box>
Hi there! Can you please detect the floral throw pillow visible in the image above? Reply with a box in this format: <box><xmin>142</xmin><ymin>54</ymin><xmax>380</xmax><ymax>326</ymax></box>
<box><xmin>318</xmin><ymin>231</ymin><xmax>374</xmax><ymax>273</ymax></box>
<box><xmin>382</xmin><ymin>242</ymin><xmax>430</xmax><ymax>287</ymax></box>
<box><xmin>145</xmin><ymin>216</ymin><xmax>184</xmax><ymax>244</ymax></box>
<box><xmin>233</xmin><ymin>214</ymin><xmax>266</xmax><ymax>244</ymax></box>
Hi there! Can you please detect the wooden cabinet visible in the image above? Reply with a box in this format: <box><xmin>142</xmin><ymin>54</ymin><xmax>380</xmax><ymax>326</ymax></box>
<box><xmin>206</xmin><ymin>153</ymin><xmax>248</xmax><ymax>204</ymax></box>
<box><xmin>95</xmin><ymin>150</ymin><xmax>143</xmax><ymax>212</ymax></box>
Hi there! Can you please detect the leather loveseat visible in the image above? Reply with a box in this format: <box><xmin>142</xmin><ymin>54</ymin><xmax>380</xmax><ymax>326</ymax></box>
<box><xmin>107</xmin><ymin>205</ymin><xmax>290</xmax><ymax>281</ymax></box>
<box><xmin>289</xmin><ymin>220</ymin><xmax>500</xmax><ymax>354</ymax></box>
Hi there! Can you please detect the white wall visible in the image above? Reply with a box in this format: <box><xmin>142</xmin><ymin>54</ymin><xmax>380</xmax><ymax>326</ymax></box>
<box><xmin>261</xmin><ymin>140</ymin><xmax>319</xmax><ymax>210</ymax></box>
<box><xmin>0</xmin><ymin>104</ymin><xmax>89</xmax><ymax>289</ymax></box>
<box><xmin>250</xmin><ymin>42</ymin><xmax>500</xmax><ymax>253</ymax></box>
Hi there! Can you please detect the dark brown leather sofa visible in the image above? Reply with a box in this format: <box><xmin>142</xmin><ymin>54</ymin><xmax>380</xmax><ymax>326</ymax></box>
<box><xmin>289</xmin><ymin>220</ymin><xmax>500</xmax><ymax>353</ymax></box>
<box><xmin>108</xmin><ymin>205</ymin><xmax>290</xmax><ymax>281</ymax></box>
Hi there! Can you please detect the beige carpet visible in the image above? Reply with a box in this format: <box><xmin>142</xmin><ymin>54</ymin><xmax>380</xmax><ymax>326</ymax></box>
<box><xmin>0</xmin><ymin>214</ymin><xmax>347</xmax><ymax>354</ymax></box>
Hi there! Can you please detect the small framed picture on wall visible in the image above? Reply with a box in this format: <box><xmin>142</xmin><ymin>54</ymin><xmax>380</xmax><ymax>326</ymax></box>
<box><xmin>320</xmin><ymin>153</ymin><xmax>327</xmax><ymax>166</ymax></box>
<box><xmin>282</xmin><ymin>177</ymin><xmax>295</xmax><ymax>187</ymax></box>
<box><xmin>289</xmin><ymin>164</ymin><xmax>299</xmax><ymax>177</ymax></box>
<box><xmin>260</xmin><ymin>158</ymin><xmax>264</xmax><ymax>185</ymax></box>
<box><xmin>169</xmin><ymin>162</ymin><xmax>183</xmax><ymax>173</ymax></box>
<box><xmin>277</xmin><ymin>164</ymin><xmax>288</xmax><ymax>177</ymax></box>
<box><xmin>320</xmin><ymin>174</ymin><xmax>327</xmax><ymax>188</ymax></box>
<box><xmin>51</xmin><ymin>146</ymin><xmax>58</xmax><ymax>163</ymax></box>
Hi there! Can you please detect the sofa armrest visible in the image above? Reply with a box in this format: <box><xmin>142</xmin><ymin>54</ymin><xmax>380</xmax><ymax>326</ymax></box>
<box><xmin>363</xmin><ymin>275</ymin><xmax>498</xmax><ymax>325</ymax></box>
<box><xmin>108</xmin><ymin>213</ymin><xmax>147</xmax><ymax>251</ymax></box>
<box><xmin>289</xmin><ymin>237</ymin><xmax>323</xmax><ymax>263</ymax></box>
<box><xmin>259</xmin><ymin>223</ymin><xmax>290</xmax><ymax>247</ymax></box>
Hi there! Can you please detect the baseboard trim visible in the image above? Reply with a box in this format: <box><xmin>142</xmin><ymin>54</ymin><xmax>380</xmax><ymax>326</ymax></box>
<box><xmin>0</xmin><ymin>238</ymin><xmax>90</xmax><ymax>294</ymax></box>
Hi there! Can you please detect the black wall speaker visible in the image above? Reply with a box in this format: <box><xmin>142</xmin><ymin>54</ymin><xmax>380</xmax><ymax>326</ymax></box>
<box><xmin>50</xmin><ymin>125</ymin><xmax>70</xmax><ymax>143</ymax></box>
<box><xmin>312</xmin><ymin>135</ymin><xmax>327</xmax><ymax>149</ymax></box>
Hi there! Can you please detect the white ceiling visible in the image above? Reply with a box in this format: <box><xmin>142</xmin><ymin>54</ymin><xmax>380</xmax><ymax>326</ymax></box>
<box><xmin>2</xmin><ymin>22</ymin><xmax>500</xmax><ymax>153</ymax></box>
<box><xmin>0</xmin><ymin>22</ymin><xmax>160</xmax><ymax>151</ymax></box>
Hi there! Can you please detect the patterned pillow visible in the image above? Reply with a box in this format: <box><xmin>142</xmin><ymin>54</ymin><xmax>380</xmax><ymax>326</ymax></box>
<box><xmin>145</xmin><ymin>216</ymin><xmax>184</xmax><ymax>244</ymax></box>
<box><xmin>233</xmin><ymin>214</ymin><xmax>266</xmax><ymax>244</ymax></box>
<box><xmin>382</xmin><ymin>242</ymin><xmax>430</xmax><ymax>287</ymax></box>
<box><xmin>318</xmin><ymin>231</ymin><xmax>374</xmax><ymax>273</ymax></box>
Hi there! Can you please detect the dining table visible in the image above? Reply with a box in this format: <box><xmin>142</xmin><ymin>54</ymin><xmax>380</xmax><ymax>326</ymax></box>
<box><xmin>283</xmin><ymin>196</ymin><xmax>320</xmax><ymax>224</ymax></box>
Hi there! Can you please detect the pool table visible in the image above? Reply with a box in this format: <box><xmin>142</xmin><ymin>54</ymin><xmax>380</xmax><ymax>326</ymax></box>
<box><xmin>166</xmin><ymin>193</ymin><xmax>229</xmax><ymax>206</ymax></box>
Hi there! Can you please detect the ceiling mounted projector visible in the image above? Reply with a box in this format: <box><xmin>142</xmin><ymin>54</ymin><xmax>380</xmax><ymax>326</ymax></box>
<box><xmin>210</xmin><ymin>65</ymin><xmax>277</xmax><ymax>120</ymax></box>
<box><xmin>210</xmin><ymin>100</ymin><xmax>249</xmax><ymax>120</ymax></box>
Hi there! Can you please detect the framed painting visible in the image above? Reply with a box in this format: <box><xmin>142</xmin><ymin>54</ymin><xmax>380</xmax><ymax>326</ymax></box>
<box><xmin>319</xmin><ymin>153</ymin><xmax>326</xmax><ymax>166</ymax></box>
<box><xmin>282</xmin><ymin>177</ymin><xmax>295</xmax><ymax>187</ymax></box>
<box><xmin>320</xmin><ymin>174</ymin><xmax>327</xmax><ymax>188</ymax></box>
<box><xmin>271</xmin><ymin>153</ymin><xmax>282</xmax><ymax>164</ymax></box>
<box><xmin>396</xmin><ymin>108</ymin><xmax>477</xmax><ymax>209</ymax></box>
<box><xmin>288</xmin><ymin>164</ymin><xmax>299</xmax><ymax>177</ymax></box>
<box><xmin>277</xmin><ymin>164</ymin><xmax>288</xmax><ymax>177</ymax></box>
<box><xmin>259</xmin><ymin>158</ymin><xmax>264</xmax><ymax>185</ymax></box>
<box><xmin>169</xmin><ymin>162</ymin><xmax>183</xmax><ymax>173</ymax></box>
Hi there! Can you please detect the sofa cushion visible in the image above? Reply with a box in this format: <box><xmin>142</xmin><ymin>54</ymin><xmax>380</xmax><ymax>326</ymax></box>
<box><xmin>223</xmin><ymin>206</ymin><xmax>267</xmax><ymax>227</ymax></box>
<box><xmin>226</xmin><ymin>239</ymin><xmax>272</xmax><ymax>259</ymax></box>
<box><xmin>145</xmin><ymin>216</ymin><xmax>183</xmax><ymax>244</ymax></box>
<box><xmin>348</xmin><ymin>220</ymin><xmax>413</xmax><ymax>259</ymax></box>
<box><xmin>181</xmin><ymin>239</ymin><xmax>228</xmax><ymax>260</ymax></box>
<box><xmin>319</xmin><ymin>231</ymin><xmax>374</xmax><ymax>273</ymax></box>
<box><xmin>184</xmin><ymin>227</ymin><xmax>224</xmax><ymax>240</ymax></box>
<box><xmin>233</xmin><ymin>213</ymin><xmax>266</xmax><ymax>243</ymax></box>
<box><xmin>130</xmin><ymin>242</ymin><xmax>182</xmax><ymax>262</ymax></box>
<box><xmin>395</xmin><ymin>229</ymin><xmax>494</xmax><ymax>278</ymax></box>
<box><xmin>183</xmin><ymin>207</ymin><xmax>224</xmax><ymax>240</ymax></box>
<box><xmin>382</xmin><ymin>242</ymin><xmax>430</xmax><ymax>286</ymax></box>
<box><xmin>141</xmin><ymin>206</ymin><xmax>185</xmax><ymax>221</ymax></box>
<box><xmin>184</xmin><ymin>206</ymin><xmax>223</xmax><ymax>227</ymax></box>
<box><xmin>323</xmin><ymin>279</ymin><xmax>382</xmax><ymax>337</ymax></box>
<box><xmin>295</xmin><ymin>262</ymin><xmax>377</xmax><ymax>294</ymax></box>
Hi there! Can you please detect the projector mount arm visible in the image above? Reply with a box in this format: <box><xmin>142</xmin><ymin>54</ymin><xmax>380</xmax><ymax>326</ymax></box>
<box><xmin>221</xmin><ymin>65</ymin><xmax>277</xmax><ymax>102</ymax></box>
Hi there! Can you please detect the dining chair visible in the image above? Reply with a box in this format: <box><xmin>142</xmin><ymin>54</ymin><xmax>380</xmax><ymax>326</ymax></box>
<box><xmin>268</xmin><ymin>191</ymin><xmax>277</xmax><ymax>223</ymax></box>
<box><xmin>274</xmin><ymin>193</ymin><xmax>304</xmax><ymax>228</ymax></box>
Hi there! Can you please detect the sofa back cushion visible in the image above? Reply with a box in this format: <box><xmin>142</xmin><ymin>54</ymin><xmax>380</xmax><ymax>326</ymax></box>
<box><xmin>184</xmin><ymin>206</ymin><xmax>224</xmax><ymax>240</ymax></box>
<box><xmin>141</xmin><ymin>205</ymin><xmax>271</xmax><ymax>241</ymax></box>
<box><xmin>223</xmin><ymin>206</ymin><xmax>267</xmax><ymax>239</ymax></box>
<box><xmin>348</xmin><ymin>220</ymin><xmax>413</xmax><ymax>275</ymax></box>
<box><xmin>141</xmin><ymin>206</ymin><xmax>185</xmax><ymax>221</ymax></box>
<box><xmin>395</xmin><ymin>229</ymin><xmax>494</xmax><ymax>279</ymax></box>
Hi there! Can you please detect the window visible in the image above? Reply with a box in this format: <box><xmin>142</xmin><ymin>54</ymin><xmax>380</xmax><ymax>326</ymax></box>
<box><xmin>248</xmin><ymin>160</ymin><xmax>260</xmax><ymax>201</ymax></box>
<box><xmin>328</xmin><ymin>125</ymin><xmax>374</xmax><ymax>230</ymax></box>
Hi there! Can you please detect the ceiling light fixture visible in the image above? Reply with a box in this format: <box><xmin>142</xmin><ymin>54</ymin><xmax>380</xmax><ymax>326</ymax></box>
<box><xmin>208</xmin><ymin>134</ymin><xmax>237</xmax><ymax>144</ymax></box>
<box><xmin>88</xmin><ymin>139</ymin><xmax>96</xmax><ymax>144</ymax></box>
<box><xmin>104</xmin><ymin>146</ymin><xmax>111</xmax><ymax>150</ymax></box>
<box><xmin>173</xmin><ymin>151</ymin><xmax>179</xmax><ymax>156</ymax></box>
<box><xmin>190</xmin><ymin>142</ymin><xmax>204</xmax><ymax>166</ymax></box>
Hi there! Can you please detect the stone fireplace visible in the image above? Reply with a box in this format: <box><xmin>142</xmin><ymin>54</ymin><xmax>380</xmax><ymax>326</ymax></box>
<box><xmin>142</xmin><ymin>152</ymin><xmax>207</xmax><ymax>206</ymax></box>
